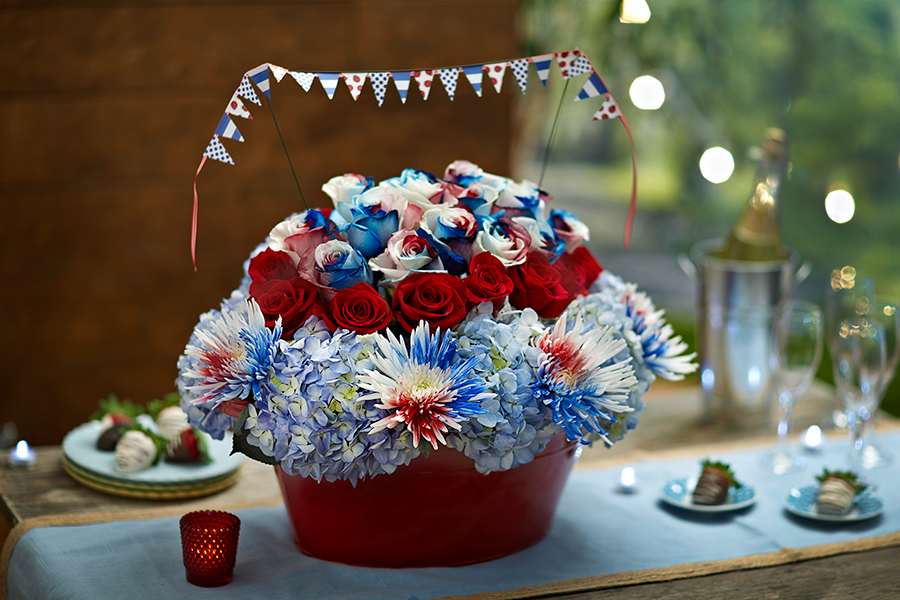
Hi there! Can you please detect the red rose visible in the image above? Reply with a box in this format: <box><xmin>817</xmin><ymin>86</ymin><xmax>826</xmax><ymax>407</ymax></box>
<box><xmin>465</xmin><ymin>252</ymin><xmax>514</xmax><ymax>308</ymax></box>
<box><xmin>555</xmin><ymin>246</ymin><xmax>603</xmax><ymax>296</ymax></box>
<box><xmin>248</xmin><ymin>248</ymin><xmax>297</xmax><ymax>283</ymax></box>
<box><xmin>508</xmin><ymin>252</ymin><xmax>574</xmax><ymax>319</ymax></box>
<box><xmin>392</xmin><ymin>272</ymin><xmax>468</xmax><ymax>332</ymax></box>
<box><xmin>250</xmin><ymin>276</ymin><xmax>319</xmax><ymax>338</ymax></box>
<box><xmin>329</xmin><ymin>283</ymin><xmax>393</xmax><ymax>334</ymax></box>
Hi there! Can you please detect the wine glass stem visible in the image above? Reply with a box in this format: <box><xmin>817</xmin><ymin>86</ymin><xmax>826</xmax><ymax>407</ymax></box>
<box><xmin>847</xmin><ymin>410</ymin><xmax>864</xmax><ymax>472</ymax></box>
<box><xmin>776</xmin><ymin>391</ymin><xmax>794</xmax><ymax>455</ymax></box>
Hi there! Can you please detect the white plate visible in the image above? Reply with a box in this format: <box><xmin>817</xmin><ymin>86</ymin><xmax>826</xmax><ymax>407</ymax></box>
<box><xmin>62</xmin><ymin>421</ymin><xmax>243</xmax><ymax>485</ymax></box>
<box><xmin>659</xmin><ymin>476</ymin><xmax>757</xmax><ymax>512</ymax></box>
<box><xmin>784</xmin><ymin>485</ymin><xmax>885</xmax><ymax>522</ymax></box>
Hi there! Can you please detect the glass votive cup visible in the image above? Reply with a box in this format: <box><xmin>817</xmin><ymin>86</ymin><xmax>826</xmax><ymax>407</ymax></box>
<box><xmin>180</xmin><ymin>510</ymin><xmax>241</xmax><ymax>587</ymax></box>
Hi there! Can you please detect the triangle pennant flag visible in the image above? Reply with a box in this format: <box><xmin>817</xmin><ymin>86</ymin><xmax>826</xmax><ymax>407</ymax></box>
<box><xmin>509</xmin><ymin>58</ymin><xmax>530</xmax><ymax>94</ymax></box>
<box><xmin>592</xmin><ymin>97</ymin><xmax>622</xmax><ymax>121</ymax></box>
<box><xmin>289</xmin><ymin>71</ymin><xmax>316</xmax><ymax>92</ymax></box>
<box><xmin>203</xmin><ymin>134</ymin><xmax>234</xmax><ymax>165</ymax></box>
<box><xmin>412</xmin><ymin>70</ymin><xmax>435</xmax><ymax>100</ymax></box>
<box><xmin>268</xmin><ymin>63</ymin><xmax>288</xmax><ymax>83</ymax></box>
<box><xmin>531</xmin><ymin>53</ymin><xmax>554</xmax><ymax>87</ymax></box>
<box><xmin>318</xmin><ymin>72</ymin><xmax>341</xmax><ymax>99</ymax></box>
<box><xmin>461</xmin><ymin>64</ymin><xmax>484</xmax><ymax>97</ymax></box>
<box><xmin>236</xmin><ymin>74</ymin><xmax>261</xmax><ymax>106</ymax></box>
<box><xmin>438</xmin><ymin>67</ymin><xmax>459</xmax><ymax>100</ymax></box>
<box><xmin>214</xmin><ymin>113</ymin><xmax>244</xmax><ymax>142</ymax></box>
<box><xmin>342</xmin><ymin>72</ymin><xmax>367</xmax><ymax>101</ymax></box>
<box><xmin>369</xmin><ymin>72</ymin><xmax>390</xmax><ymax>106</ymax></box>
<box><xmin>555</xmin><ymin>50</ymin><xmax>591</xmax><ymax>79</ymax></box>
<box><xmin>225</xmin><ymin>93</ymin><xmax>253</xmax><ymax>120</ymax></box>
<box><xmin>247</xmin><ymin>64</ymin><xmax>271</xmax><ymax>99</ymax></box>
<box><xmin>576</xmin><ymin>70</ymin><xmax>609</xmax><ymax>101</ymax></box>
<box><xmin>392</xmin><ymin>71</ymin><xmax>411</xmax><ymax>104</ymax></box>
<box><xmin>484</xmin><ymin>61</ymin><xmax>507</xmax><ymax>94</ymax></box>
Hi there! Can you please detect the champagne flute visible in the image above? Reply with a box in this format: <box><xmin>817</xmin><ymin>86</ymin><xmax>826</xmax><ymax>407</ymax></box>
<box><xmin>826</xmin><ymin>267</ymin><xmax>898</xmax><ymax>468</ymax></box>
<box><xmin>831</xmin><ymin>315</ymin><xmax>889</xmax><ymax>473</ymax></box>
<box><xmin>760</xmin><ymin>300</ymin><xmax>823</xmax><ymax>474</ymax></box>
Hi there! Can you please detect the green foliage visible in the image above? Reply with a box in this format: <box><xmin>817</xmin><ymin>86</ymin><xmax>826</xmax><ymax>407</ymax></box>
<box><xmin>816</xmin><ymin>468</ymin><xmax>867</xmax><ymax>495</ymax></box>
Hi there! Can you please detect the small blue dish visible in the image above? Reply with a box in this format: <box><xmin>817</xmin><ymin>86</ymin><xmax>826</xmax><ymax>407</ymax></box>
<box><xmin>784</xmin><ymin>485</ymin><xmax>885</xmax><ymax>522</ymax></box>
<box><xmin>659</xmin><ymin>477</ymin><xmax>757</xmax><ymax>512</ymax></box>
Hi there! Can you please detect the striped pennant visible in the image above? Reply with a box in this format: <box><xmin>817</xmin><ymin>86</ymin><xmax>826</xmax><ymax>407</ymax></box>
<box><xmin>342</xmin><ymin>72</ymin><xmax>367</xmax><ymax>101</ymax></box>
<box><xmin>247</xmin><ymin>64</ymin><xmax>271</xmax><ymax>99</ymax></box>
<box><xmin>214</xmin><ymin>113</ymin><xmax>243</xmax><ymax>142</ymax></box>
<box><xmin>225</xmin><ymin>93</ymin><xmax>253</xmax><ymax>120</ymax></box>
<box><xmin>461</xmin><ymin>64</ymin><xmax>484</xmax><ymax>97</ymax></box>
<box><xmin>370</xmin><ymin>72</ymin><xmax>390</xmax><ymax>106</ymax></box>
<box><xmin>392</xmin><ymin>71</ymin><xmax>411</xmax><ymax>103</ymax></box>
<box><xmin>575</xmin><ymin>71</ymin><xmax>609</xmax><ymax>101</ymax></box>
<box><xmin>236</xmin><ymin>74</ymin><xmax>261</xmax><ymax>106</ymax></box>
<box><xmin>531</xmin><ymin>53</ymin><xmax>554</xmax><ymax>87</ymax></box>
<box><xmin>438</xmin><ymin>67</ymin><xmax>459</xmax><ymax>100</ymax></box>
<box><xmin>412</xmin><ymin>70</ymin><xmax>435</xmax><ymax>100</ymax></box>
<box><xmin>318</xmin><ymin>72</ymin><xmax>341</xmax><ymax>99</ymax></box>
<box><xmin>289</xmin><ymin>71</ymin><xmax>316</xmax><ymax>92</ymax></box>
<box><xmin>592</xmin><ymin>97</ymin><xmax>622</xmax><ymax>121</ymax></box>
<box><xmin>203</xmin><ymin>135</ymin><xmax>234</xmax><ymax>165</ymax></box>
<box><xmin>484</xmin><ymin>61</ymin><xmax>507</xmax><ymax>94</ymax></box>
<box><xmin>268</xmin><ymin>63</ymin><xmax>288</xmax><ymax>83</ymax></box>
<box><xmin>509</xmin><ymin>58</ymin><xmax>530</xmax><ymax>94</ymax></box>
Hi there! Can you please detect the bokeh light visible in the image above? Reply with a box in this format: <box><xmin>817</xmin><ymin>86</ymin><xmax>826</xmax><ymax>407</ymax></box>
<box><xmin>825</xmin><ymin>189</ymin><xmax>855</xmax><ymax>223</ymax></box>
<box><xmin>629</xmin><ymin>75</ymin><xmax>665</xmax><ymax>110</ymax></box>
<box><xmin>620</xmin><ymin>0</ymin><xmax>651</xmax><ymax>24</ymax></box>
<box><xmin>698</xmin><ymin>147</ymin><xmax>735</xmax><ymax>184</ymax></box>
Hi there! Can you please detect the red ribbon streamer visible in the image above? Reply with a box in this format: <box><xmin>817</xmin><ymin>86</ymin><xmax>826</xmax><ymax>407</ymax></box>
<box><xmin>619</xmin><ymin>114</ymin><xmax>637</xmax><ymax>251</ymax></box>
<box><xmin>192</xmin><ymin>155</ymin><xmax>207</xmax><ymax>271</ymax></box>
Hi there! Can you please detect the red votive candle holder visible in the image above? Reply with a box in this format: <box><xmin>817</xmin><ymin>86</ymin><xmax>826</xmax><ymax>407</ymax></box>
<box><xmin>180</xmin><ymin>510</ymin><xmax>241</xmax><ymax>587</ymax></box>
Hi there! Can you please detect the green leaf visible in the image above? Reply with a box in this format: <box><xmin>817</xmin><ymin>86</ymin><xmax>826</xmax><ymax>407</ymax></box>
<box><xmin>417</xmin><ymin>440</ymin><xmax>433</xmax><ymax>458</ymax></box>
<box><xmin>230</xmin><ymin>406</ymin><xmax>278</xmax><ymax>466</ymax></box>
<box><xmin>700</xmin><ymin>458</ymin><xmax>742</xmax><ymax>489</ymax></box>
<box><xmin>816</xmin><ymin>468</ymin><xmax>867</xmax><ymax>495</ymax></box>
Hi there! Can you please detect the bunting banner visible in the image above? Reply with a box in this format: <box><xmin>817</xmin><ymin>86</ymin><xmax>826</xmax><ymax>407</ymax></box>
<box><xmin>192</xmin><ymin>52</ymin><xmax>638</xmax><ymax>268</ymax></box>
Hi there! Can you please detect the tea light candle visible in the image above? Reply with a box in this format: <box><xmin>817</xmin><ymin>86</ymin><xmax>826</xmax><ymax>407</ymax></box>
<box><xmin>180</xmin><ymin>511</ymin><xmax>241</xmax><ymax>587</ymax></box>
<box><xmin>802</xmin><ymin>425</ymin><xmax>823</xmax><ymax>451</ymax></box>
<box><xmin>8</xmin><ymin>440</ymin><xmax>37</xmax><ymax>470</ymax></box>
<box><xmin>617</xmin><ymin>467</ymin><xmax>638</xmax><ymax>493</ymax></box>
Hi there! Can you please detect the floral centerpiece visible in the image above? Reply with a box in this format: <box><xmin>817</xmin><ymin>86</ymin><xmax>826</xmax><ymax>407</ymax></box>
<box><xmin>175</xmin><ymin>160</ymin><xmax>696</xmax><ymax>488</ymax></box>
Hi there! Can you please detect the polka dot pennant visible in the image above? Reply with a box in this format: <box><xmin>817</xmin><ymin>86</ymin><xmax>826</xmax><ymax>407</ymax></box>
<box><xmin>370</xmin><ymin>72</ymin><xmax>390</xmax><ymax>106</ymax></box>
<box><xmin>592</xmin><ymin>97</ymin><xmax>621</xmax><ymax>120</ymax></box>
<box><xmin>484</xmin><ymin>61</ymin><xmax>507</xmax><ymax>94</ymax></box>
<box><xmin>236</xmin><ymin>74</ymin><xmax>261</xmax><ymax>106</ymax></box>
<box><xmin>342</xmin><ymin>72</ymin><xmax>367</xmax><ymax>101</ymax></box>
<box><xmin>531</xmin><ymin>53</ymin><xmax>554</xmax><ymax>87</ymax></box>
<box><xmin>289</xmin><ymin>71</ymin><xmax>316</xmax><ymax>92</ymax></box>
<box><xmin>510</xmin><ymin>58</ymin><xmax>530</xmax><ymax>94</ymax></box>
<box><xmin>225</xmin><ymin>93</ymin><xmax>253</xmax><ymax>120</ymax></box>
<box><xmin>438</xmin><ymin>67</ymin><xmax>459</xmax><ymax>100</ymax></box>
<box><xmin>203</xmin><ymin>134</ymin><xmax>234</xmax><ymax>165</ymax></box>
<box><xmin>412</xmin><ymin>70</ymin><xmax>435</xmax><ymax>100</ymax></box>
<box><xmin>461</xmin><ymin>65</ymin><xmax>483</xmax><ymax>97</ymax></box>
<box><xmin>268</xmin><ymin>63</ymin><xmax>288</xmax><ymax>83</ymax></box>
<box><xmin>555</xmin><ymin>51</ymin><xmax>592</xmax><ymax>79</ymax></box>
<box><xmin>392</xmin><ymin>71</ymin><xmax>411</xmax><ymax>104</ymax></box>
<box><xmin>318</xmin><ymin>72</ymin><xmax>341</xmax><ymax>100</ymax></box>
<box><xmin>247</xmin><ymin>64</ymin><xmax>271</xmax><ymax>98</ymax></box>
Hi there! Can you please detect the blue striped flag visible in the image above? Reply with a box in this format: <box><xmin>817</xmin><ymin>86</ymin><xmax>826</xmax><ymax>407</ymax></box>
<box><xmin>318</xmin><ymin>72</ymin><xmax>341</xmax><ymax>99</ymax></box>
<box><xmin>247</xmin><ymin>64</ymin><xmax>271</xmax><ymax>98</ymax></box>
<box><xmin>532</xmin><ymin>53</ymin><xmax>554</xmax><ymax>87</ymax></box>
<box><xmin>461</xmin><ymin>65</ymin><xmax>484</xmax><ymax>97</ymax></box>
<box><xmin>575</xmin><ymin>71</ymin><xmax>609</xmax><ymax>101</ymax></box>
<box><xmin>392</xmin><ymin>71</ymin><xmax>411</xmax><ymax>103</ymax></box>
<box><xmin>214</xmin><ymin>113</ymin><xmax>244</xmax><ymax>142</ymax></box>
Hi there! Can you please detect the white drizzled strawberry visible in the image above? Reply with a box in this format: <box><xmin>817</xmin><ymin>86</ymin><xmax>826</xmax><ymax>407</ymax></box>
<box><xmin>114</xmin><ymin>430</ymin><xmax>160</xmax><ymax>473</ymax></box>
<box><xmin>156</xmin><ymin>405</ymin><xmax>191</xmax><ymax>442</ymax></box>
<box><xmin>816</xmin><ymin>469</ymin><xmax>866</xmax><ymax>515</ymax></box>
<box><xmin>165</xmin><ymin>429</ymin><xmax>210</xmax><ymax>464</ymax></box>
<box><xmin>692</xmin><ymin>459</ymin><xmax>741</xmax><ymax>505</ymax></box>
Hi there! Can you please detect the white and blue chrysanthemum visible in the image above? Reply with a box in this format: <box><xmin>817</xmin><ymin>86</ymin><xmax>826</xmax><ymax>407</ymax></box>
<box><xmin>620</xmin><ymin>284</ymin><xmax>697</xmax><ymax>381</ymax></box>
<box><xmin>182</xmin><ymin>298</ymin><xmax>281</xmax><ymax>409</ymax></box>
<box><xmin>359</xmin><ymin>322</ymin><xmax>492</xmax><ymax>449</ymax></box>
<box><xmin>534</xmin><ymin>313</ymin><xmax>638</xmax><ymax>444</ymax></box>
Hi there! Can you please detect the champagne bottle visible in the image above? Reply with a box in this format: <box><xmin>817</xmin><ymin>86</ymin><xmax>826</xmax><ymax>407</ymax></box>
<box><xmin>717</xmin><ymin>128</ymin><xmax>789</xmax><ymax>261</ymax></box>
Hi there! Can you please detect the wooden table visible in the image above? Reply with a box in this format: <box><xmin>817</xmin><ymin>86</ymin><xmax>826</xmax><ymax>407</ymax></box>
<box><xmin>2</xmin><ymin>382</ymin><xmax>898</xmax><ymax>599</ymax></box>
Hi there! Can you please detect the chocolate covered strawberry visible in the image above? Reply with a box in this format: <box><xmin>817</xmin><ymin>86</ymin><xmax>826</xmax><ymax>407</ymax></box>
<box><xmin>114</xmin><ymin>428</ymin><xmax>163</xmax><ymax>474</ymax></box>
<box><xmin>165</xmin><ymin>428</ymin><xmax>210</xmax><ymax>464</ymax></box>
<box><xmin>93</xmin><ymin>395</ymin><xmax>144</xmax><ymax>451</ymax></box>
<box><xmin>816</xmin><ymin>469</ymin><xmax>866</xmax><ymax>515</ymax></box>
<box><xmin>692</xmin><ymin>459</ymin><xmax>742</xmax><ymax>505</ymax></box>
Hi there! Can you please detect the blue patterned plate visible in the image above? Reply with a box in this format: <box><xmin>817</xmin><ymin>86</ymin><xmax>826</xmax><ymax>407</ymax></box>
<box><xmin>659</xmin><ymin>477</ymin><xmax>757</xmax><ymax>512</ymax></box>
<box><xmin>784</xmin><ymin>485</ymin><xmax>885</xmax><ymax>522</ymax></box>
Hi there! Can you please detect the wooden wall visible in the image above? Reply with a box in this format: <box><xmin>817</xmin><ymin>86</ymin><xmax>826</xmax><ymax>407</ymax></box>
<box><xmin>0</xmin><ymin>1</ymin><xmax>521</xmax><ymax>446</ymax></box>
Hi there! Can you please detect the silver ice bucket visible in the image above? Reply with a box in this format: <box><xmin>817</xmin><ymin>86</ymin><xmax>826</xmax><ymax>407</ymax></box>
<box><xmin>680</xmin><ymin>239</ymin><xmax>811</xmax><ymax>429</ymax></box>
